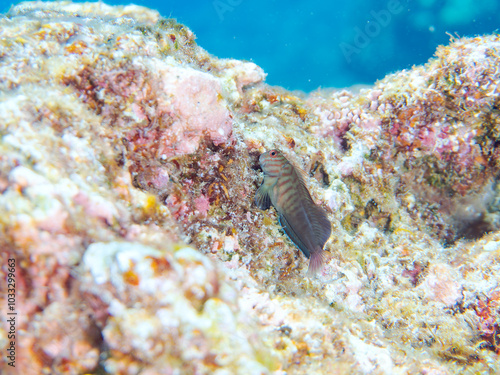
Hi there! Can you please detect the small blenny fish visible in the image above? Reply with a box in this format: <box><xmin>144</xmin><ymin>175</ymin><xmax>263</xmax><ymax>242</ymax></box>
<box><xmin>255</xmin><ymin>149</ymin><xmax>331</xmax><ymax>275</ymax></box>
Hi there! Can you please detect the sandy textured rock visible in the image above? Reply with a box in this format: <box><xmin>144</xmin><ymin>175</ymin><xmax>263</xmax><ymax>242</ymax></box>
<box><xmin>1</xmin><ymin>2</ymin><xmax>500</xmax><ymax>374</ymax></box>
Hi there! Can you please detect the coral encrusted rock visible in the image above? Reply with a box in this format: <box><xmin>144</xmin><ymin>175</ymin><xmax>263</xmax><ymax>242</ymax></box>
<box><xmin>1</xmin><ymin>2</ymin><xmax>500</xmax><ymax>374</ymax></box>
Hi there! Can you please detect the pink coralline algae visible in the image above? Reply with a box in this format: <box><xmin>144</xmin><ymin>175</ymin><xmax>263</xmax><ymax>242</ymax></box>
<box><xmin>2</xmin><ymin>2</ymin><xmax>500</xmax><ymax>375</ymax></box>
<box><xmin>420</xmin><ymin>263</ymin><xmax>462</xmax><ymax>306</ymax></box>
<box><xmin>194</xmin><ymin>194</ymin><xmax>211</xmax><ymax>217</ymax></box>
<box><xmin>154</xmin><ymin>64</ymin><xmax>233</xmax><ymax>157</ymax></box>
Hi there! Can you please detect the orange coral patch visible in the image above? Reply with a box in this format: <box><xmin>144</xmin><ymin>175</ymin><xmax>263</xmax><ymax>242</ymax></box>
<box><xmin>123</xmin><ymin>269</ymin><xmax>139</xmax><ymax>286</ymax></box>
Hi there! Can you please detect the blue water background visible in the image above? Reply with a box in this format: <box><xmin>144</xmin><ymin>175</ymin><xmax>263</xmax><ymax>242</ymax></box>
<box><xmin>2</xmin><ymin>0</ymin><xmax>498</xmax><ymax>92</ymax></box>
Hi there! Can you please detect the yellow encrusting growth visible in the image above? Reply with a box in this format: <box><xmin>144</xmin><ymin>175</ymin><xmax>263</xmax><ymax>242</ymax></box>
<box><xmin>1</xmin><ymin>2</ymin><xmax>500</xmax><ymax>374</ymax></box>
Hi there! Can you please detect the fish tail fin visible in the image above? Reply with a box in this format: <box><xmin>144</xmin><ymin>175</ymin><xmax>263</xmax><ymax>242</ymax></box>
<box><xmin>306</xmin><ymin>248</ymin><xmax>325</xmax><ymax>277</ymax></box>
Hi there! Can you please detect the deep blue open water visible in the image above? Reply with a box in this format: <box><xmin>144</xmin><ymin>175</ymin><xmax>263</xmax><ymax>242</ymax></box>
<box><xmin>2</xmin><ymin>0</ymin><xmax>498</xmax><ymax>92</ymax></box>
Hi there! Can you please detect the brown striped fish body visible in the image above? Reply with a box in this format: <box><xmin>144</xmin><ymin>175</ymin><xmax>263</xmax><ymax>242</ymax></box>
<box><xmin>255</xmin><ymin>149</ymin><xmax>331</xmax><ymax>276</ymax></box>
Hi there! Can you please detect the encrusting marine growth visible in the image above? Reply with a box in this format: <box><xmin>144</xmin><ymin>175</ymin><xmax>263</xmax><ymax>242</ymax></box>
<box><xmin>1</xmin><ymin>1</ymin><xmax>500</xmax><ymax>374</ymax></box>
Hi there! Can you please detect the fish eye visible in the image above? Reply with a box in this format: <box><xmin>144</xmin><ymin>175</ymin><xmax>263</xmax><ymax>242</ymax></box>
<box><xmin>270</xmin><ymin>150</ymin><xmax>277</xmax><ymax>157</ymax></box>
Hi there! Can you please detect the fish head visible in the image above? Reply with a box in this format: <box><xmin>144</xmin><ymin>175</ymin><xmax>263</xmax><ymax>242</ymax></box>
<box><xmin>259</xmin><ymin>149</ymin><xmax>287</xmax><ymax>177</ymax></box>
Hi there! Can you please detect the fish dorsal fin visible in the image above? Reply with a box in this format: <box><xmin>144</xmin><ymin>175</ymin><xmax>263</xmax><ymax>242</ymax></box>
<box><xmin>287</xmin><ymin>158</ymin><xmax>309</xmax><ymax>183</ymax></box>
<box><xmin>306</xmin><ymin>202</ymin><xmax>332</xmax><ymax>247</ymax></box>
<box><xmin>254</xmin><ymin>184</ymin><xmax>271</xmax><ymax>210</ymax></box>
<box><xmin>279</xmin><ymin>213</ymin><xmax>311</xmax><ymax>258</ymax></box>
<box><xmin>288</xmin><ymin>166</ymin><xmax>314</xmax><ymax>207</ymax></box>
<box><xmin>288</xmin><ymin>161</ymin><xmax>332</xmax><ymax>247</ymax></box>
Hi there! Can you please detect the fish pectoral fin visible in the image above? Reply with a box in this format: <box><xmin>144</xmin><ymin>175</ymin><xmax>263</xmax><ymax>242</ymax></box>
<box><xmin>279</xmin><ymin>213</ymin><xmax>310</xmax><ymax>259</ymax></box>
<box><xmin>254</xmin><ymin>185</ymin><xmax>271</xmax><ymax>210</ymax></box>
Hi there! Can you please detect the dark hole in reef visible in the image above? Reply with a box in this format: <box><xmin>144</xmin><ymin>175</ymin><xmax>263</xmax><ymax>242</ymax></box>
<box><xmin>492</xmin><ymin>139</ymin><xmax>500</xmax><ymax>150</ymax></box>
<box><xmin>249</xmin><ymin>150</ymin><xmax>262</xmax><ymax>171</ymax></box>
<box><xmin>368</xmin><ymin>147</ymin><xmax>379</xmax><ymax>161</ymax></box>
<box><xmin>279</xmin><ymin>325</ymin><xmax>292</xmax><ymax>336</ymax></box>
<box><xmin>455</xmin><ymin>216</ymin><xmax>494</xmax><ymax>241</ymax></box>
<box><xmin>309</xmin><ymin>159</ymin><xmax>330</xmax><ymax>187</ymax></box>
<box><xmin>443</xmin><ymin>214</ymin><xmax>496</xmax><ymax>247</ymax></box>
<box><xmin>340</xmin><ymin>136</ymin><xmax>350</xmax><ymax>152</ymax></box>
<box><xmin>251</xmin><ymin>163</ymin><xmax>262</xmax><ymax>172</ymax></box>
<box><xmin>364</xmin><ymin>199</ymin><xmax>378</xmax><ymax>219</ymax></box>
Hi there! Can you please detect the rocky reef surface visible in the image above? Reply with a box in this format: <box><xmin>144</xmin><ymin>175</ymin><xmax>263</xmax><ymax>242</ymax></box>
<box><xmin>1</xmin><ymin>2</ymin><xmax>500</xmax><ymax>374</ymax></box>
